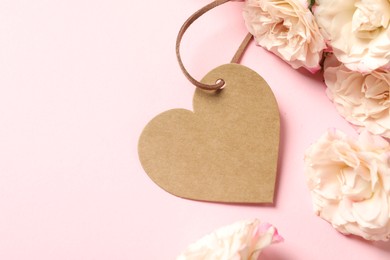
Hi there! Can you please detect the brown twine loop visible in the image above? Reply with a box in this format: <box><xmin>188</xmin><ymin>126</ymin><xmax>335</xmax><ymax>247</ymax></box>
<box><xmin>176</xmin><ymin>0</ymin><xmax>253</xmax><ymax>91</ymax></box>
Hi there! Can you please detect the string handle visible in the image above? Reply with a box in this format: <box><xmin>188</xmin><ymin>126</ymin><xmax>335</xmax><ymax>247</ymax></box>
<box><xmin>176</xmin><ymin>0</ymin><xmax>253</xmax><ymax>91</ymax></box>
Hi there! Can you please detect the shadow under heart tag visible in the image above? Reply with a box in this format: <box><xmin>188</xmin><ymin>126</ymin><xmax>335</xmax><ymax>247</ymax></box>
<box><xmin>138</xmin><ymin>63</ymin><xmax>280</xmax><ymax>203</ymax></box>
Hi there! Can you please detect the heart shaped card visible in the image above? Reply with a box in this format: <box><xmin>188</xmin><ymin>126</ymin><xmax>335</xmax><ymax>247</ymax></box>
<box><xmin>138</xmin><ymin>63</ymin><xmax>280</xmax><ymax>203</ymax></box>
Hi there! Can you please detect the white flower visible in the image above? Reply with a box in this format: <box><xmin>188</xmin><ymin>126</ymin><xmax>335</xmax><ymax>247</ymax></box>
<box><xmin>176</xmin><ymin>219</ymin><xmax>283</xmax><ymax>260</ymax></box>
<box><xmin>243</xmin><ymin>0</ymin><xmax>326</xmax><ymax>73</ymax></box>
<box><xmin>305</xmin><ymin>129</ymin><xmax>390</xmax><ymax>241</ymax></box>
<box><xmin>324</xmin><ymin>54</ymin><xmax>390</xmax><ymax>138</ymax></box>
<box><xmin>314</xmin><ymin>0</ymin><xmax>390</xmax><ymax>72</ymax></box>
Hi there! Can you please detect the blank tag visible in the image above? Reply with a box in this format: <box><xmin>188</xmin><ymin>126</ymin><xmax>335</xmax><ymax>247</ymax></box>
<box><xmin>138</xmin><ymin>63</ymin><xmax>280</xmax><ymax>203</ymax></box>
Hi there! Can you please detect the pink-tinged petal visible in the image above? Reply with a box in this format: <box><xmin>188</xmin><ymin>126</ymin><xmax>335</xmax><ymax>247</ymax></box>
<box><xmin>177</xmin><ymin>219</ymin><xmax>282</xmax><ymax>260</ymax></box>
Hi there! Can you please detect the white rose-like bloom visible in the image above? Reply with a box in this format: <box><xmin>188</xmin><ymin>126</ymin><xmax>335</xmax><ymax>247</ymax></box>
<box><xmin>314</xmin><ymin>0</ymin><xmax>390</xmax><ymax>72</ymax></box>
<box><xmin>324</xmin><ymin>54</ymin><xmax>390</xmax><ymax>138</ymax></box>
<box><xmin>243</xmin><ymin>0</ymin><xmax>326</xmax><ymax>73</ymax></box>
<box><xmin>305</xmin><ymin>129</ymin><xmax>390</xmax><ymax>241</ymax></box>
<box><xmin>176</xmin><ymin>219</ymin><xmax>283</xmax><ymax>260</ymax></box>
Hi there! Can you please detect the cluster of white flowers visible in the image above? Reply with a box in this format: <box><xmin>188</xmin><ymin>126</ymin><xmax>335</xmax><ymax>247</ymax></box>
<box><xmin>243</xmin><ymin>0</ymin><xmax>390</xmax><ymax>139</ymax></box>
<box><xmin>243</xmin><ymin>0</ymin><xmax>390</xmax><ymax>241</ymax></box>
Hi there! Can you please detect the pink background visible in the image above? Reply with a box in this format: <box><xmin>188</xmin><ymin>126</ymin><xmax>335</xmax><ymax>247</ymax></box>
<box><xmin>0</xmin><ymin>0</ymin><xmax>389</xmax><ymax>259</ymax></box>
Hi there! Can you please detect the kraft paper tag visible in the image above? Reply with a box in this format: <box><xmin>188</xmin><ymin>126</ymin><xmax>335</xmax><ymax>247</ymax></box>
<box><xmin>138</xmin><ymin>63</ymin><xmax>280</xmax><ymax>203</ymax></box>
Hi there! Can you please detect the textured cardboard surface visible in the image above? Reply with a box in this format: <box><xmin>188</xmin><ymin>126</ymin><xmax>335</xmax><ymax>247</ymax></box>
<box><xmin>138</xmin><ymin>64</ymin><xmax>280</xmax><ymax>203</ymax></box>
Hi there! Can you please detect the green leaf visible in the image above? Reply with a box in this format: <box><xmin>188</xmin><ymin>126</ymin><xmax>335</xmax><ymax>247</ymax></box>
<box><xmin>308</xmin><ymin>0</ymin><xmax>315</xmax><ymax>12</ymax></box>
